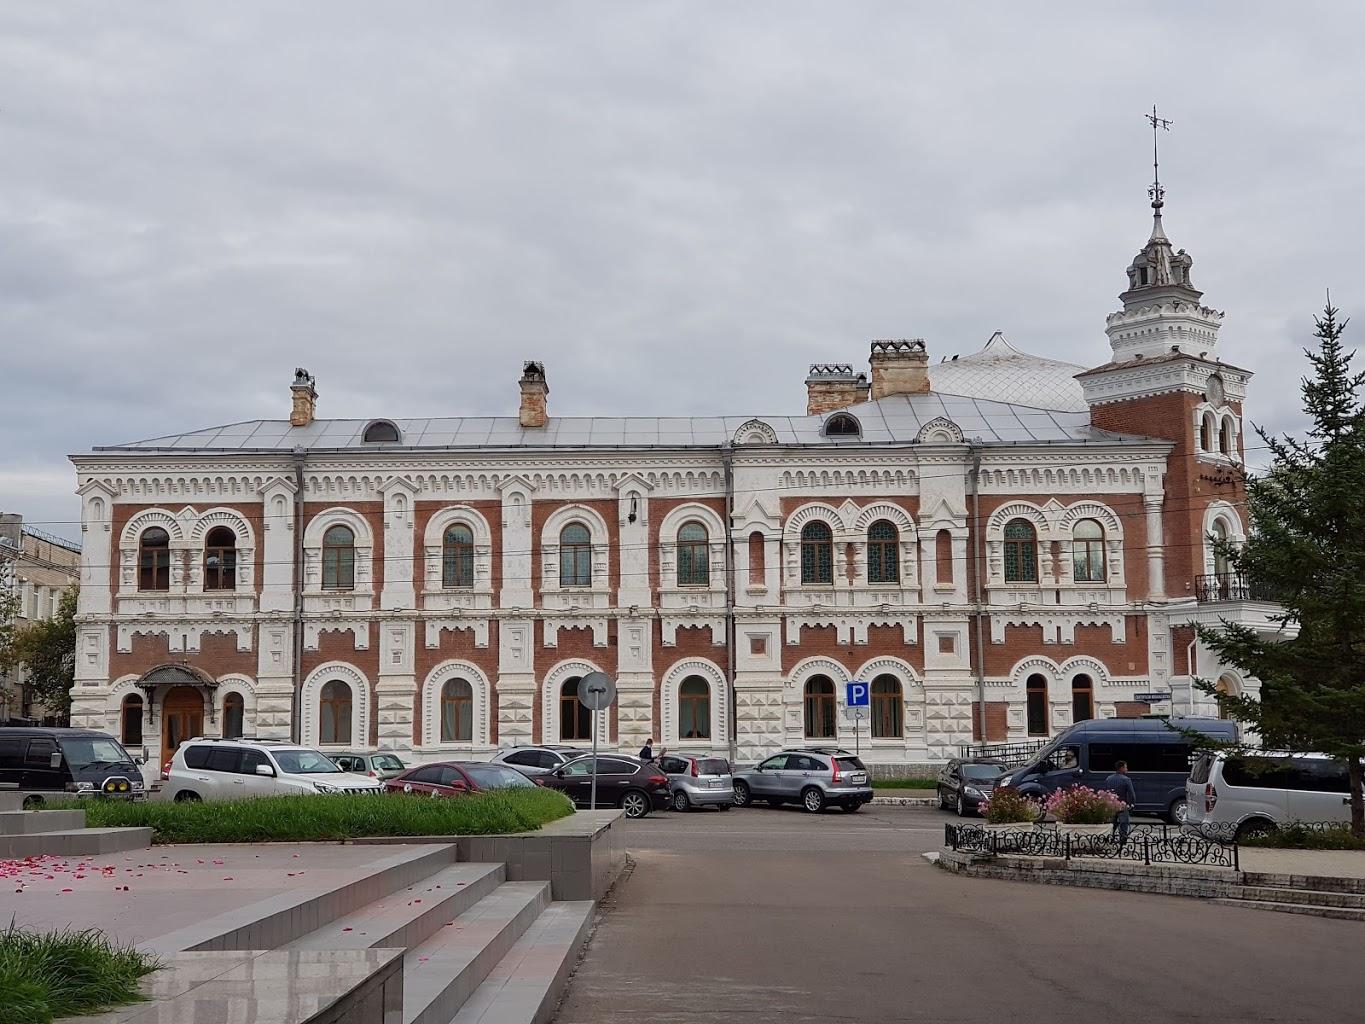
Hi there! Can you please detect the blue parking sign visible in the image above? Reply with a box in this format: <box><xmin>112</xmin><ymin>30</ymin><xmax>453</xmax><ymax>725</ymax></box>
<box><xmin>846</xmin><ymin>681</ymin><xmax>870</xmax><ymax>707</ymax></box>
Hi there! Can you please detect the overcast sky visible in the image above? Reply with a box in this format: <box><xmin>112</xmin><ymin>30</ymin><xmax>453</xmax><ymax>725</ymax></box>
<box><xmin>3</xmin><ymin>2</ymin><xmax>1362</xmax><ymax>542</ymax></box>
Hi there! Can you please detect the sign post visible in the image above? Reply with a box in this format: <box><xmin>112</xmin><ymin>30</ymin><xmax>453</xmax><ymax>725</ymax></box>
<box><xmin>845</xmin><ymin>681</ymin><xmax>870</xmax><ymax>757</ymax></box>
<box><xmin>578</xmin><ymin>672</ymin><xmax>617</xmax><ymax>811</ymax></box>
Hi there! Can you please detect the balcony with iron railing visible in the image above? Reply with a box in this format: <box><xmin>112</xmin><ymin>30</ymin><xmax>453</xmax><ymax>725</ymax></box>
<box><xmin>1195</xmin><ymin>572</ymin><xmax>1275</xmax><ymax>604</ymax></box>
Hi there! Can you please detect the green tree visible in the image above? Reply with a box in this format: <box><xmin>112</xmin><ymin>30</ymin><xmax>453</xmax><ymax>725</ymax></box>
<box><xmin>8</xmin><ymin>586</ymin><xmax>78</xmax><ymax>723</ymax></box>
<box><xmin>1198</xmin><ymin>303</ymin><xmax>1365</xmax><ymax>836</ymax></box>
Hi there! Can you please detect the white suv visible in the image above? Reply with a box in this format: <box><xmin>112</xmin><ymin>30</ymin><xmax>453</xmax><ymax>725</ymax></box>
<box><xmin>162</xmin><ymin>738</ymin><xmax>384</xmax><ymax>802</ymax></box>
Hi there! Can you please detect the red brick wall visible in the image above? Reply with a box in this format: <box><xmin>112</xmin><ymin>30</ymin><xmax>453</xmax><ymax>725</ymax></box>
<box><xmin>935</xmin><ymin>529</ymin><xmax>953</xmax><ymax>584</ymax></box>
<box><xmin>108</xmin><ymin>627</ymin><xmax>256</xmax><ymax>680</ymax></box>
<box><xmin>1170</xmin><ymin>625</ymin><xmax>1197</xmax><ymax>676</ymax></box>
<box><xmin>530</xmin><ymin>620</ymin><xmax>616</xmax><ymax>744</ymax></box>
<box><xmin>413</xmin><ymin>500</ymin><xmax>503</xmax><ymax>604</ymax></box>
<box><xmin>1114</xmin><ymin>701</ymin><xmax>1152</xmax><ymax>719</ymax></box>
<box><xmin>971</xmin><ymin>701</ymin><xmax>1008</xmax><ymax>740</ymax></box>
<box><xmin>414</xmin><ymin>622</ymin><xmax>502</xmax><ymax>746</ymax></box>
<box><xmin>302</xmin><ymin>501</ymin><xmax>386</xmax><ymax>590</ymax></box>
<box><xmin>649</xmin><ymin>497</ymin><xmax>727</xmax><ymax>596</ymax></box>
<box><xmin>530</xmin><ymin>499</ymin><xmax>620</xmax><ymax>606</ymax></box>
<box><xmin>980</xmin><ymin>619</ymin><xmax>1148</xmax><ymax>678</ymax></box>
<box><xmin>778</xmin><ymin>623</ymin><xmax>923</xmax><ymax>675</ymax></box>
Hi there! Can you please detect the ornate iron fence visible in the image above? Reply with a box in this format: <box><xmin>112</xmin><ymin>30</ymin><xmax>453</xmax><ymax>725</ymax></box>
<box><xmin>954</xmin><ymin>739</ymin><xmax>1049</xmax><ymax>765</ymax></box>
<box><xmin>945</xmin><ymin>822</ymin><xmax>1240</xmax><ymax>870</ymax></box>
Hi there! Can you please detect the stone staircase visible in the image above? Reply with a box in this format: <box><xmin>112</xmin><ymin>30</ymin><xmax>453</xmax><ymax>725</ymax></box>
<box><xmin>146</xmin><ymin>843</ymin><xmax>594</xmax><ymax>1024</ymax></box>
<box><xmin>0</xmin><ymin>806</ymin><xmax>152</xmax><ymax>858</ymax></box>
<box><xmin>1214</xmin><ymin>871</ymin><xmax>1365</xmax><ymax>921</ymax></box>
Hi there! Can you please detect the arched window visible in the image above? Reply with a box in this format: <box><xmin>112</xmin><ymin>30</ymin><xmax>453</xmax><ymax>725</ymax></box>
<box><xmin>800</xmin><ymin>522</ymin><xmax>833</xmax><ymax>585</ymax></box>
<box><xmin>871</xmin><ymin>675</ymin><xmax>903</xmax><ymax>739</ymax></box>
<box><xmin>1026</xmin><ymin>673</ymin><xmax>1048</xmax><ymax>736</ymax></box>
<box><xmin>677</xmin><ymin>522</ymin><xmax>710</xmax><ymax>587</ymax></box>
<box><xmin>362</xmin><ymin>420</ymin><xmax>401</xmax><ymax>443</ymax></box>
<box><xmin>1071</xmin><ymin>674</ymin><xmax>1094</xmax><ymax>723</ymax></box>
<box><xmin>866</xmin><ymin>521</ymin><xmax>899</xmax><ymax>584</ymax></box>
<box><xmin>559</xmin><ymin>524</ymin><xmax>592</xmax><ymax>587</ymax></box>
<box><xmin>748</xmin><ymin>531</ymin><xmax>766</xmax><ymax>585</ymax></box>
<box><xmin>203</xmin><ymin>526</ymin><xmax>237</xmax><ymax>591</ymax></box>
<box><xmin>1220</xmin><ymin>417</ymin><xmax>1235</xmax><ymax>457</ymax></box>
<box><xmin>803</xmin><ymin>675</ymin><xmax>836</xmax><ymax>738</ymax></box>
<box><xmin>322</xmin><ymin>525</ymin><xmax>356</xmax><ymax>590</ymax></box>
<box><xmin>440</xmin><ymin>678</ymin><xmax>474</xmax><ymax>742</ymax></box>
<box><xmin>138</xmin><ymin>527</ymin><xmax>171</xmax><ymax>592</ymax></box>
<box><xmin>222</xmin><ymin>693</ymin><xmax>244</xmax><ymax>739</ymax></box>
<box><xmin>1003</xmin><ymin>520</ymin><xmax>1038</xmax><ymax>583</ymax></box>
<box><xmin>1200</xmin><ymin>412</ymin><xmax>1215</xmax><ymax>452</ymax></box>
<box><xmin>678</xmin><ymin>676</ymin><xmax>711</xmax><ymax>739</ymax></box>
<box><xmin>935</xmin><ymin>529</ymin><xmax>953</xmax><ymax>585</ymax></box>
<box><xmin>559</xmin><ymin>677</ymin><xmax>593</xmax><ymax>741</ymax></box>
<box><xmin>824</xmin><ymin>413</ymin><xmax>860</xmax><ymax>437</ymax></box>
<box><xmin>121</xmin><ymin>695</ymin><xmax>143</xmax><ymax>746</ymax></box>
<box><xmin>1071</xmin><ymin>519</ymin><xmax>1106</xmax><ymax>583</ymax></box>
<box><xmin>442</xmin><ymin>524</ymin><xmax>475</xmax><ymax>588</ymax></box>
<box><xmin>1215</xmin><ymin>675</ymin><xmax>1238</xmax><ymax>720</ymax></box>
<box><xmin>1211</xmin><ymin>518</ymin><xmax>1231</xmax><ymax>577</ymax></box>
<box><xmin>319</xmin><ymin>679</ymin><xmax>353</xmax><ymax>745</ymax></box>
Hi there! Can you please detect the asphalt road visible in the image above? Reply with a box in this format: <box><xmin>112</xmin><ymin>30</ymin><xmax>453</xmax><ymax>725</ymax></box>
<box><xmin>554</xmin><ymin>804</ymin><xmax>1362</xmax><ymax>1024</ymax></box>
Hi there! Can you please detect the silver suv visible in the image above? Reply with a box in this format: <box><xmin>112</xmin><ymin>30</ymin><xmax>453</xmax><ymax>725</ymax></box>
<box><xmin>657</xmin><ymin>754</ymin><xmax>734</xmax><ymax>812</ymax></box>
<box><xmin>731</xmin><ymin>747</ymin><xmax>873</xmax><ymax>813</ymax></box>
<box><xmin>490</xmin><ymin>744</ymin><xmax>589</xmax><ymax>778</ymax></box>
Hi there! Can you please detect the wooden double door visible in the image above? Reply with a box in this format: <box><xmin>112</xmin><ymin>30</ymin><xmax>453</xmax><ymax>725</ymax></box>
<box><xmin>161</xmin><ymin>686</ymin><xmax>204</xmax><ymax>758</ymax></box>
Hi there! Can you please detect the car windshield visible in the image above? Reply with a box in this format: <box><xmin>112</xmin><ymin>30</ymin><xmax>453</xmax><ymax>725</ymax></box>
<box><xmin>835</xmin><ymin>756</ymin><xmax>866</xmax><ymax>772</ymax></box>
<box><xmin>462</xmin><ymin>765</ymin><xmax>534</xmax><ymax>789</ymax></box>
<box><xmin>60</xmin><ymin>736</ymin><xmax>135</xmax><ymax>771</ymax></box>
<box><xmin>961</xmin><ymin>764</ymin><xmax>1006</xmax><ymax>781</ymax></box>
<box><xmin>272</xmin><ymin>749</ymin><xmax>343</xmax><ymax>774</ymax></box>
<box><xmin>372</xmin><ymin>755</ymin><xmax>405</xmax><ymax>772</ymax></box>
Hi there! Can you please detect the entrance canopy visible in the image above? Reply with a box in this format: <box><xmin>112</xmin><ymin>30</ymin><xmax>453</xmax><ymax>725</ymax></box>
<box><xmin>135</xmin><ymin>663</ymin><xmax>218</xmax><ymax>723</ymax></box>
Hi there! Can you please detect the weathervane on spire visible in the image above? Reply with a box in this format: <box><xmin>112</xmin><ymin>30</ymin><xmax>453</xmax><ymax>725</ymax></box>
<box><xmin>1146</xmin><ymin>104</ymin><xmax>1173</xmax><ymax>211</ymax></box>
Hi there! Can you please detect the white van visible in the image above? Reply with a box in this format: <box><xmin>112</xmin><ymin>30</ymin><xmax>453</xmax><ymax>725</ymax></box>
<box><xmin>1185</xmin><ymin>751</ymin><xmax>1352</xmax><ymax>839</ymax></box>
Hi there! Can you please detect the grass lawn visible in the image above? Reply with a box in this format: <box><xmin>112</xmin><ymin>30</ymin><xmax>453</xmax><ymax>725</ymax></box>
<box><xmin>871</xmin><ymin>778</ymin><xmax>937</xmax><ymax>790</ymax></box>
<box><xmin>65</xmin><ymin>788</ymin><xmax>574</xmax><ymax>845</ymax></box>
<box><xmin>1240</xmin><ymin>823</ymin><xmax>1365</xmax><ymax>851</ymax></box>
<box><xmin>0</xmin><ymin>924</ymin><xmax>159</xmax><ymax>1024</ymax></box>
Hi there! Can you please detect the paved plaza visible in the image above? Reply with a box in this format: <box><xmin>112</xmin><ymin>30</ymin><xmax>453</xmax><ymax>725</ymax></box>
<box><xmin>555</xmin><ymin>805</ymin><xmax>1364</xmax><ymax>1024</ymax></box>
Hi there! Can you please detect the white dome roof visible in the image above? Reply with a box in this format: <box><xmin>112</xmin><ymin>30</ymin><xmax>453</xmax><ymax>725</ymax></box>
<box><xmin>929</xmin><ymin>332</ymin><xmax>1088</xmax><ymax>412</ymax></box>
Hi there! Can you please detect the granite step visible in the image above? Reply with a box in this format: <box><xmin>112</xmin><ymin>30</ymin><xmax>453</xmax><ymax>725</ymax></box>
<box><xmin>1211</xmin><ymin>897</ymin><xmax>1365</xmax><ymax>921</ymax></box>
<box><xmin>402</xmin><ymin>882</ymin><xmax>551</xmax><ymax>1024</ymax></box>
<box><xmin>0</xmin><ymin>826</ymin><xmax>152</xmax><ymax>858</ymax></box>
<box><xmin>147</xmin><ymin>843</ymin><xmax>459</xmax><ymax>955</ymax></box>
<box><xmin>286</xmin><ymin>862</ymin><xmax>506</xmax><ymax>953</ymax></box>
<box><xmin>1238</xmin><ymin>885</ymin><xmax>1365</xmax><ymax>910</ymax></box>
<box><xmin>450</xmin><ymin>900</ymin><xmax>594</xmax><ymax>1024</ymax></box>
<box><xmin>0</xmin><ymin>809</ymin><xmax>86</xmax><ymax>834</ymax></box>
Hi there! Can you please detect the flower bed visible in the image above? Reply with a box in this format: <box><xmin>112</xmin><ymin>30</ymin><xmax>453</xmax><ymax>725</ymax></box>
<box><xmin>1044</xmin><ymin>785</ymin><xmax>1125</xmax><ymax>825</ymax></box>
<box><xmin>978</xmin><ymin>789</ymin><xmax>1041</xmax><ymax>825</ymax></box>
<box><xmin>59</xmin><ymin>788</ymin><xmax>574</xmax><ymax>845</ymax></box>
<box><xmin>0</xmin><ymin>922</ymin><xmax>159</xmax><ymax>1024</ymax></box>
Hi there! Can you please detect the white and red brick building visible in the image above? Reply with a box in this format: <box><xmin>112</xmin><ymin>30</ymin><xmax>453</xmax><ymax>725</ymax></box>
<box><xmin>68</xmin><ymin>204</ymin><xmax>1279</xmax><ymax>767</ymax></box>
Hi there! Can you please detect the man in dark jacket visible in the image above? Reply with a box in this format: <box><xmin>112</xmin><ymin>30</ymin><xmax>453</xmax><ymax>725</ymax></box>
<box><xmin>638</xmin><ymin>738</ymin><xmax>655</xmax><ymax>761</ymax></box>
<box><xmin>1105</xmin><ymin>760</ymin><xmax>1137</xmax><ymax>843</ymax></box>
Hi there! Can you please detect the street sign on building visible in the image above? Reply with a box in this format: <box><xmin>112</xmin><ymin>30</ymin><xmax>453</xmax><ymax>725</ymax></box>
<box><xmin>846</xmin><ymin>681</ymin><xmax>870</xmax><ymax>707</ymax></box>
<box><xmin>1133</xmin><ymin>692</ymin><xmax>1173</xmax><ymax>704</ymax></box>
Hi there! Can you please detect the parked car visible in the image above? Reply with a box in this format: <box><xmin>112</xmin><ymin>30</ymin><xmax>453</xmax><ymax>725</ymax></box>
<box><xmin>162</xmin><ymin>738</ymin><xmax>384</xmax><ymax>802</ymax></box>
<box><xmin>329</xmin><ymin>751</ymin><xmax>409</xmax><ymax>780</ymax></box>
<box><xmin>537</xmin><ymin>754</ymin><xmax>670</xmax><ymax>818</ymax></box>
<box><xmin>489</xmin><ymin>744</ymin><xmax>589</xmax><ymax>778</ymax></box>
<box><xmin>936</xmin><ymin>759</ymin><xmax>1007</xmax><ymax>816</ymax></box>
<box><xmin>731</xmin><ymin>747</ymin><xmax>873</xmax><ymax>813</ymax></box>
<box><xmin>0</xmin><ymin>726</ymin><xmax>146</xmax><ymax>805</ymax></box>
<box><xmin>1185</xmin><ymin>751</ymin><xmax>1354</xmax><ymax>839</ymax></box>
<box><xmin>996</xmin><ymin>717</ymin><xmax>1237</xmax><ymax>824</ymax></box>
<box><xmin>386</xmin><ymin>760</ymin><xmax>536</xmax><ymax>797</ymax></box>
<box><xmin>657</xmin><ymin>754</ymin><xmax>734</xmax><ymax>812</ymax></box>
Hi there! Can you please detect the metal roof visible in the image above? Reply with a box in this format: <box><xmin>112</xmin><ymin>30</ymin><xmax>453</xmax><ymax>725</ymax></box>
<box><xmin>87</xmin><ymin>391</ymin><xmax>1145</xmax><ymax>456</ymax></box>
<box><xmin>929</xmin><ymin>332</ymin><xmax>1088</xmax><ymax>412</ymax></box>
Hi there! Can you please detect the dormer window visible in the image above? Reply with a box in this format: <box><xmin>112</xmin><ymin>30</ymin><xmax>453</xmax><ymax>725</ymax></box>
<box><xmin>823</xmin><ymin>413</ymin><xmax>860</xmax><ymax>438</ymax></box>
<box><xmin>362</xmin><ymin>419</ymin><xmax>401</xmax><ymax>443</ymax></box>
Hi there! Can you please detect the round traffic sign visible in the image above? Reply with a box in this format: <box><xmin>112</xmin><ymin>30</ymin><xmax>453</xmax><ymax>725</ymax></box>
<box><xmin>578</xmin><ymin>671</ymin><xmax>617</xmax><ymax>711</ymax></box>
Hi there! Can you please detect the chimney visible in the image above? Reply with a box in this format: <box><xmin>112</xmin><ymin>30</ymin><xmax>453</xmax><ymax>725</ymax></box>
<box><xmin>805</xmin><ymin>364</ymin><xmax>869</xmax><ymax>415</ymax></box>
<box><xmin>868</xmin><ymin>339</ymin><xmax>930</xmax><ymax>400</ymax></box>
<box><xmin>290</xmin><ymin>368</ymin><xmax>317</xmax><ymax>427</ymax></box>
<box><xmin>518</xmin><ymin>361</ymin><xmax>549</xmax><ymax>428</ymax></box>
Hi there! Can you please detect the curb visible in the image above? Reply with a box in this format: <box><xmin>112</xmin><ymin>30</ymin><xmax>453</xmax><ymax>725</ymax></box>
<box><xmin>871</xmin><ymin>796</ymin><xmax>938</xmax><ymax>807</ymax></box>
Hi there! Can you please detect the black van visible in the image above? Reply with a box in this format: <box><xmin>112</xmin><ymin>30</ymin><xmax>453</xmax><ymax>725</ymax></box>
<box><xmin>0</xmin><ymin>727</ymin><xmax>146</xmax><ymax>805</ymax></box>
<box><xmin>996</xmin><ymin>717</ymin><xmax>1237</xmax><ymax>824</ymax></box>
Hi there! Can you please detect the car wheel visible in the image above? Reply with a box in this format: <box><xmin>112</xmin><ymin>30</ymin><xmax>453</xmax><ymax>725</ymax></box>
<box><xmin>956</xmin><ymin>793</ymin><xmax>967</xmax><ymax>817</ymax></box>
<box><xmin>174</xmin><ymin>790</ymin><xmax>202</xmax><ymax>803</ymax></box>
<box><xmin>1167</xmin><ymin>796</ymin><xmax>1188</xmax><ymax>826</ymax></box>
<box><xmin>620</xmin><ymin>789</ymin><xmax>651</xmax><ymax>818</ymax></box>
<box><xmin>938</xmin><ymin>787</ymin><xmax>951</xmax><ymax>810</ymax></box>
<box><xmin>1235</xmin><ymin>818</ymin><xmax>1275</xmax><ymax>841</ymax></box>
<box><xmin>732</xmin><ymin>781</ymin><xmax>751</xmax><ymax>807</ymax></box>
<box><xmin>672</xmin><ymin>790</ymin><xmax>691</xmax><ymax>813</ymax></box>
<box><xmin>802</xmin><ymin>787</ymin><xmax>826</xmax><ymax>813</ymax></box>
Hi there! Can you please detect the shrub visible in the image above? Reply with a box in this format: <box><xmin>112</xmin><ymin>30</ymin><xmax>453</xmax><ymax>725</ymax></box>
<box><xmin>1240</xmin><ymin>823</ymin><xmax>1365</xmax><ymax>851</ymax></box>
<box><xmin>1045</xmin><ymin>785</ymin><xmax>1125</xmax><ymax>824</ymax></box>
<box><xmin>978</xmin><ymin>788</ymin><xmax>1040</xmax><ymax>824</ymax></box>
<box><xmin>61</xmin><ymin>787</ymin><xmax>574</xmax><ymax>844</ymax></box>
<box><xmin>0</xmin><ymin>923</ymin><xmax>159</xmax><ymax>1024</ymax></box>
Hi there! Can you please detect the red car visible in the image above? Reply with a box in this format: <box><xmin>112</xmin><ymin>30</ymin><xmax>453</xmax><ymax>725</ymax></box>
<box><xmin>384</xmin><ymin>760</ymin><xmax>537</xmax><ymax>797</ymax></box>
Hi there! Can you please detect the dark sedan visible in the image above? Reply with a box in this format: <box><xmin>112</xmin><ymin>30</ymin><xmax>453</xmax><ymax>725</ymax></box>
<box><xmin>537</xmin><ymin>754</ymin><xmax>670</xmax><ymax>818</ymax></box>
<box><xmin>385</xmin><ymin>760</ymin><xmax>535</xmax><ymax>797</ymax></box>
<box><xmin>936</xmin><ymin>759</ymin><xmax>1008</xmax><ymax>816</ymax></box>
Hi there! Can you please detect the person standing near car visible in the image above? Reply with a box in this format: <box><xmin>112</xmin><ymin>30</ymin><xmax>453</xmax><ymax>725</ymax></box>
<box><xmin>638</xmin><ymin>738</ymin><xmax>655</xmax><ymax>760</ymax></box>
<box><xmin>1105</xmin><ymin>760</ymin><xmax>1137</xmax><ymax>843</ymax></box>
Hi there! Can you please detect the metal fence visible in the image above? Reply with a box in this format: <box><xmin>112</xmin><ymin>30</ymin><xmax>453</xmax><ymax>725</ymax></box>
<box><xmin>954</xmin><ymin>739</ymin><xmax>1049</xmax><ymax>765</ymax></box>
<box><xmin>945</xmin><ymin>822</ymin><xmax>1241</xmax><ymax>869</ymax></box>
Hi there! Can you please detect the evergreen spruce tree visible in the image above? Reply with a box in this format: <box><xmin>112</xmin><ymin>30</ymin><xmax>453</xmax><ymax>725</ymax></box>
<box><xmin>1199</xmin><ymin>303</ymin><xmax>1365</xmax><ymax>836</ymax></box>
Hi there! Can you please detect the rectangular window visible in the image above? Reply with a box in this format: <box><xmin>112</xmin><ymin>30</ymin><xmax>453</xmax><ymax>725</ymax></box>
<box><xmin>1026</xmin><ymin>691</ymin><xmax>1048</xmax><ymax>736</ymax></box>
<box><xmin>322</xmin><ymin>547</ymin><xmax>355</xmax><ymax>589</ymax></box>
<box><xmin>1004</xmin><ymin>542</ymin><xmax>1037</xmax><ymax>584</ymax></box>
<box><xmin>800</xmin><ymin>542</ymin><xmax>833</xmax><ymax>585</ymax></box>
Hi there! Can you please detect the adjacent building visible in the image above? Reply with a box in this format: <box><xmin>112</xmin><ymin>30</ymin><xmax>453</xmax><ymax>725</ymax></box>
<box><xmin>1</xmin><ymin>514</ymin><xmax>81</xmax><ymax>725</ymax></box>
<box><xmin>67</xmin><ymin>196</ymin><xmax>1280</xmax><ymax>767</ymax></box>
